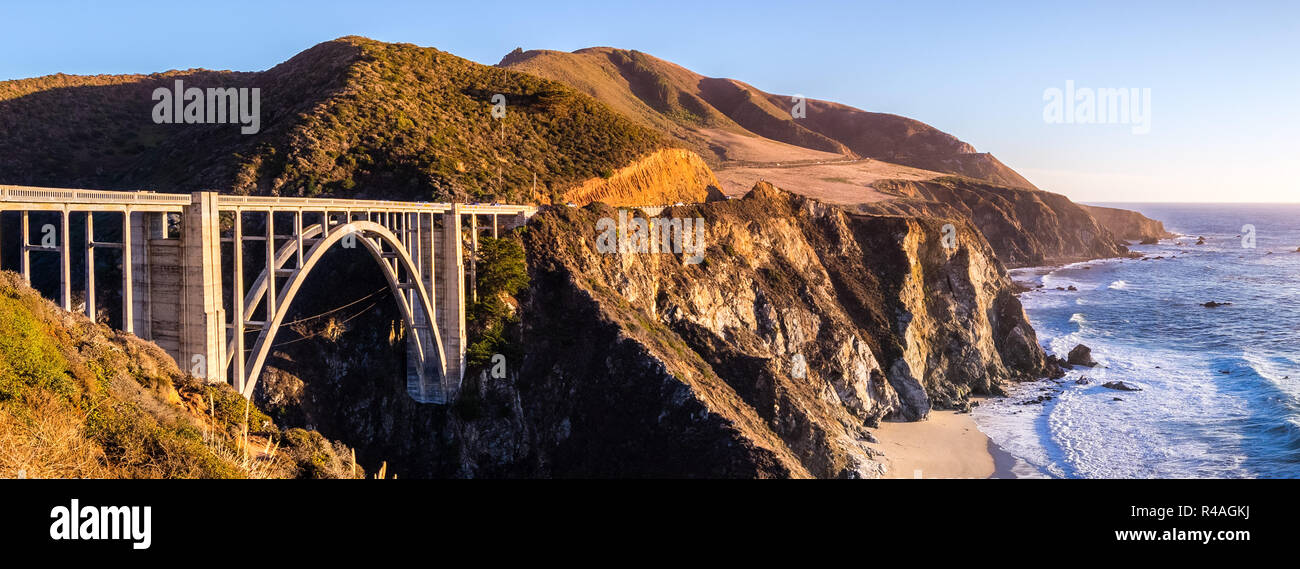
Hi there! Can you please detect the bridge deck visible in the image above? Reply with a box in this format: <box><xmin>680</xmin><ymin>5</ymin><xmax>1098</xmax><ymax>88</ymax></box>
<box><xmin>1</xmin><ymin>185</ymin><xmax>536</xmax><ymax>216</ymax></box>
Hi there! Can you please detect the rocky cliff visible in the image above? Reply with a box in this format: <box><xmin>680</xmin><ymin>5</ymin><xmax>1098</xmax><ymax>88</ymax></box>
<box><xmin>254</xmin><ymin>182</ymin><xmax>1055</xmax><ymax>478</ymax></box>
<box><xmin>865</xmin><ymin>177</ymin><xmax>1128</xmax><ymax>267</ymax></box>
<box><xmin>1081</xmin><ymin>205</ymin><xmax>1175</xmax><ymax>242</ymax></box>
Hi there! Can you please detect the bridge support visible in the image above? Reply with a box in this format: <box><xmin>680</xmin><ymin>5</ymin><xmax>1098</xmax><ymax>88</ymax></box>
<box><xmin>440</xmin><ymin>204</ymin><xmax>467</xmax><ymax>386</ymax></box>
<box><xmin>179</xmin><ymin>192</ymin><xmax>227</xmax><ymax>381</ymax></box>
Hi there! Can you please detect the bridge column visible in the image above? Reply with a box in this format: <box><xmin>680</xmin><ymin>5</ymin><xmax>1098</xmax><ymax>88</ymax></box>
<box><xmin>19</xmin><ymin>211</ymin><xmax>30</xmax><ymax>283</ymax></box>
<box><xmin>129</xmin><ymin>211</ymin><xmax>161</xmax><ymax>339</ymax></box>
<box><xmin>84</xmin><ymin>212</ymin><xmax>95</xmax><ymax>320</ymax></box>
<box><xmin>469</xmin><ymin>213</ymin><xmax>478</xmax><ymax>304</ymax></box>
<box><xmin>439</xmin><ymin>205</ymin><xmax>466</xmax><ymax>387</ymax></box>
<box><xmin>178</xmin><ymin>192</ymin><xmax>227</xmax><ymax>382</ymax></box>
<box><xmin>60</xmin><ymin>207</ymin><xmax>71</xmax><ymax>311</ymax></box>
<box><xmin>231</xmin><ymin>208</ymin><xmax>246</xmax><ymax>394</ymax></box>
<box><xmin>121</xmin><ymin>209</ymin><xmax>133</xmax><ymax>334</ymax></box>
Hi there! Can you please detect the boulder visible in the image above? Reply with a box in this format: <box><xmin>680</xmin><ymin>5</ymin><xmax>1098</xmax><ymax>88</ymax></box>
<box><xmin>1067</xmin><ymin>344</ymin><xmax>1097</xmax><ymax>367</ymax></box>
<box><xmin>1102</xmin><ymin>381</ymin><xmax>1142</xmax><ymax>391</ymax></box>
<box><xmin>1139</xmin><ymin>237</ymin><xmax>1159</xmax><ymax>245</ymax></box>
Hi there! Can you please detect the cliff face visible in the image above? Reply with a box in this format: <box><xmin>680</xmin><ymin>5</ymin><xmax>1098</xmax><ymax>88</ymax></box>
<box><xmin>560</xmin><ymin>148</ymin><xmax>723</xmax><ymax>206</ymax></box>
<box><xmin>866</xmin><ymin>177</ymin><xmax>1127</xmax><ymax>267</ymax></box>
<box><xmin>255</xmin><ymin>182</ymin><xmax>1053</xmax><ymax>478</ymax></box>
<box><xmin>1082</xmin><ymin>205</ymin><xmax>1174</xmax><ymax>241</ymax></box>
<box><xmin>516</xmin><ymin>182</ymin><xmax>1054</xmax><ymax>476</ymax></box>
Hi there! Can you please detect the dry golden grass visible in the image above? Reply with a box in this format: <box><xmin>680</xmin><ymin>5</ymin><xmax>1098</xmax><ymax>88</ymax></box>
<box><xmin>0</xmin><ymin>390</ymin><xmax>109</xmax><ymax>478</ymax></box>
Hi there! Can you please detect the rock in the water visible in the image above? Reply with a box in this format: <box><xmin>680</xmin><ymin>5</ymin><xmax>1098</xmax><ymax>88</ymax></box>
<box><xmin>1140</xmin><ymin>237</ymin><xmax>1159</xmax><ymax>245</ymax></box>
<box><xmin>1102</xmin><ymin>381</ymin><xmax>1142</xmax><ymax>391</ymax></box>
<box><xmin>1067</xmin><ymin>344</ymin><xmax>1098</xmax><ymax>367</ymax></box>
<box><xmin>1196</xmin><ymin>236</ymin><xmax>1206</xmax><ymax>245</ymax></box>
<box><xmin>1067</xmin><ymin>285</ymin><xmax>1078</xmax><ymax>291</ymax></box>
<box><xmin>1202</xmin><ymin>301</ymin><xmax>1232</xmax><ymax>308</ymax></box>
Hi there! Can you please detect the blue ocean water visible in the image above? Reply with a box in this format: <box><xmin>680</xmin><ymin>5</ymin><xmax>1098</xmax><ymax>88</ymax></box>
<box><xmin>973</xmin><ymin>203</ymin><xmax>1300</xmax><ymax>478</ymax></box>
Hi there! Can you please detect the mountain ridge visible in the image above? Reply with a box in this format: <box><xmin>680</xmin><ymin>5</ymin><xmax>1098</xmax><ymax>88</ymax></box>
<box><xmin>499</xmin><ymin>46</ymin><xmax>1037</xmax><ymax>190</ymax></box>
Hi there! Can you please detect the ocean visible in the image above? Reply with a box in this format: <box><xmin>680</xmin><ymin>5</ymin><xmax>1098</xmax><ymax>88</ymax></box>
<box><xmin>973</xmin><ymin>203</ymin><xmax>1300</xmax><ymax>479</ymax></box>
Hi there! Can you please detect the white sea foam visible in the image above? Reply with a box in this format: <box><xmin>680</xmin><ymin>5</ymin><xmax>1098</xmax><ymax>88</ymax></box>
<box><xmin>974</xmin><ymin>204</ymin><xmax>1300</xmax><ymax>478</ymax></box>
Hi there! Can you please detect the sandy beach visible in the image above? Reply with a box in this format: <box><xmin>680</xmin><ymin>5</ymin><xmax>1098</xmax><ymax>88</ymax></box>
<box><xmin>870</xmin><ymin>406</ymin><xmax>1014</xmax><ymax>479</ymax></box>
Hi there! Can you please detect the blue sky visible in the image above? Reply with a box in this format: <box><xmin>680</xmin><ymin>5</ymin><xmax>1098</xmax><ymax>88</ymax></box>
<box><xmin>3</xmin><ymin>0</ymin><xmax>1297</xmax><ymax>202</ymax></box>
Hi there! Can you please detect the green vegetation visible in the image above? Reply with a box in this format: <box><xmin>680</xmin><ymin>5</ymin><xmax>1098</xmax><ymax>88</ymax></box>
<box><xmin>466</xmin><ymin>235</ymin><xmax>529</xmax><ymax>367</ymax></box>
<box><xmin>0</xmin><ymin>272</ymin><xmax>358</xmax><ymax>478</ymax></box>
<box><xmin>0</xmin><ymin>291</ymin><xmax>74</xmax><ymax>402</ymax></box>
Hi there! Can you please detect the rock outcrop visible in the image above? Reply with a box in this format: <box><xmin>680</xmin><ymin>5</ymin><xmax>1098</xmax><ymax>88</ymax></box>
<box><xmin>1102</xmin><ymin>381</ymin><xmax>1142</xmax><ymax>391</ymax></box>
<box><xmin>864</xmin><ymin>177</ymin><xmax>1127</xmax><ymax>267</ymax></box>
<box><xmin>1068</xmin><ymin>344</ymin><xmax>1098</xmax><ymax>367</ymax></box>
<box><xmin>1082</xmin><ymin>205</ymin><xmax>1174</xmax><ymax>242</ymax></box>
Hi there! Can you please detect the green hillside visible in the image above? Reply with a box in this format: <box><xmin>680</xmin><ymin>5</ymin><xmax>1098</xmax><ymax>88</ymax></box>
<box><xmin>0</xmin><ymin>37</ymin><xmax>665</xmax><ymax>204</ymax></box>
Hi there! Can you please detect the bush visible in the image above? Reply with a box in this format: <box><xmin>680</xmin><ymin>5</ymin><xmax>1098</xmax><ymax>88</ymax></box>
<box><xmin>0</xmin><ymin>292</ymin><xmax>75</xmax><ymax>401</ymax></box>
<box><xmin>466</xmin><ymin>237</ymin><xmax>528</xmax><ymax>367</ymax></box>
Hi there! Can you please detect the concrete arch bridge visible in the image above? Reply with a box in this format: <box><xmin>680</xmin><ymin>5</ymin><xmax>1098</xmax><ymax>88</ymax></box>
<box><xmin>0</xmin><ymin>185</ymin><xmax>535</xmax><ymax>404</ymax></box>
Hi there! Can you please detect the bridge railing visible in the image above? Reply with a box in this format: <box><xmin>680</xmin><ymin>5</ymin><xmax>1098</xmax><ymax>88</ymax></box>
<box><xmin>1</xmin><ymin>185</ymin><xmax>537</xmax><ymax>216</ymax></box>
<box><xmin>217</xmin><ymin>195</ymin><xmax>537</xmax><ymax>216</ymax></box>
<box><xmin>0</xmin><ymin>185</ymin><xmax>192</xmax><ymax>206</ymax></box>
<box><xmin>217</xmin><ymin>195</ymin><xmax>453</xmax><ymax>212</ymax></box>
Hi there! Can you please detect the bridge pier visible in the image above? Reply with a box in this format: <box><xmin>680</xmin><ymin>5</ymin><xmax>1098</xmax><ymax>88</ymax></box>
<box><xmin>439</xmin><ymin>204</ymin><xmax>467</xmax><ymax>386</ymax></box>
<box><xmin>178</xmin><ymin>192</ymin><xmax>227</xmax><ymax>382</ymax></box>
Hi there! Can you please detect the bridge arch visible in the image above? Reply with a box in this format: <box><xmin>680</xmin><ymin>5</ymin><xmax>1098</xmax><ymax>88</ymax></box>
<box><xmin>237</xmin><ymin>221</ymin><xmax>449</xmax><ymax>402</ymax></box>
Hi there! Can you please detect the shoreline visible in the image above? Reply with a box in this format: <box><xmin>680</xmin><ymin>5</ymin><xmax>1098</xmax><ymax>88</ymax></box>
<box><xmin>873</xmin><ymin>251</ymin><xmax>1136</xmax><ymax>480</ymax></box>
<box><xmin>870</xmin><ymin>406</ymin><xmax>1015</xmax><ymax>479</ymax></box>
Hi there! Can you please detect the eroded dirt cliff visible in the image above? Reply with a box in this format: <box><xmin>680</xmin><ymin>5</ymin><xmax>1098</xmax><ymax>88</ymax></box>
<box><xmin>560</xmin><ymin>148</ymin><xmax>724</xmax><ymax>206</ymax></box>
